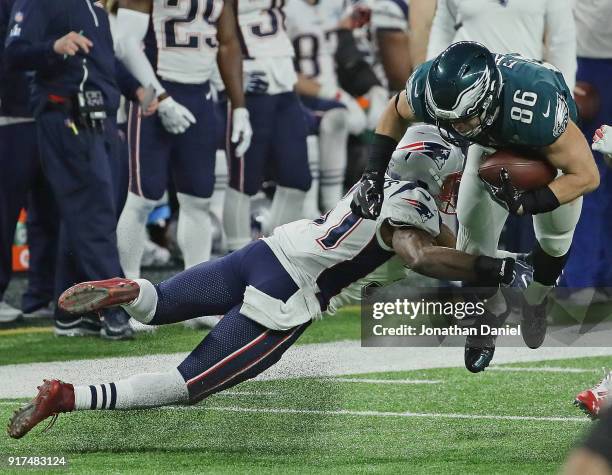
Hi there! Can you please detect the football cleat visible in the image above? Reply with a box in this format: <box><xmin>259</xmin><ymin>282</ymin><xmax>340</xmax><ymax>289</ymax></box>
<box><xmin>101</xmin><ymin>308</ymin><xmax>135</xmax><ymax>341</ymax></box>
<box><xmin>58</xmin><ymin>278</ymin><xmax>140</xmax><ymax>315</ymax></box>
<box><xmin>54</xmin><ymin>314</ymin><xmax>102</xmax><ymax>337</ymax></box>
<box><xmin>7</xmin><ymin>380</ymin><xmax>74</xmax><ymax>439</ymax></box>
<box><xmin>521</xmin><ymin>298</ymin><xmax>547</xmax><ymax>349</ymax></box>
<box><xmin>574</xmin><ymin>368</ymin><xmax>611</xmax><ymax>419</ymax></box>
<box><xmin>464</xmin><ymin>335</ymin><xmax>496</xmax><ymax>373</ymax></box>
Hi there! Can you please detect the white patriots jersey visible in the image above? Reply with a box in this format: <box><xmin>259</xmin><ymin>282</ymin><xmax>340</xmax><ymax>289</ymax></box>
<box><xmin>264</xmin><ymin>178</ymin><xmax>440</xmax><ymax>306</ymax></box>
<box><xmin>238</xmin><ymin>0</ymin><xmax>294</xmax><ymax>58</ymax></box>
<box><xmin>285</xmin><ymin>0</ymin><xmax>347</xmax><ymax>89</ymax></box>
<box><xmin>151</xmin><ymin>0</ymin><xmax>224</xmax><ymax>83</ymax></box>
<box><xmin>352</xmin><ymin>0</ymin><xmax>409</xmax><ymax>87</ymax></box>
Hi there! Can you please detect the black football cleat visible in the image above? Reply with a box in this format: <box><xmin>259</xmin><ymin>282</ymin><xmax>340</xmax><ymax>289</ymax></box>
<box><xmin>464</xmin><ymin>335</ymin><xmax>496</xmax><ymax>373</ymax></box>
<box><xmin>101</xmin><ymin>307</ymin><xmax>135</xmax><ymax>341</ymax></box>
<box><xmin>521</xmin><ymin>298</ymin><xmax>548</xmax><ymax>349</ymax></box>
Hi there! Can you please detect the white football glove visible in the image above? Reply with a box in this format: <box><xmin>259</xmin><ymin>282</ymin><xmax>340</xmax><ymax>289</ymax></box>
<box><xmin>593</xmin><ymin>124</ymin><xmax>612</xmax><ymax>155</ymax></box>
<box><xmin>157</xmin><ymin>96</ymin><xmax>196</xmax><ymax>134</ymax></box>
<box><xmin>231</xmin><ymin>107</ymin><xmax>253</xmax><ymax>157</ymax></box>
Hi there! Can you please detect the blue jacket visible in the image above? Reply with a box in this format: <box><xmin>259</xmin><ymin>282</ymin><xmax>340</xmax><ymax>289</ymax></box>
<box><xmin>4</xmin><ymin>0</ymin><xmax>120</xmax><ymax>115</ymax></box>
<box><xmin>0</xmin><ymin>0</ymin><xmax>31</xmax><ymax>117</ymax></box>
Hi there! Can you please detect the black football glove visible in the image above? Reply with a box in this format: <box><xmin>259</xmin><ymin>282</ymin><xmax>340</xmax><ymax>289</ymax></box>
<box><xmin>350</xmin><ymin>170</ymin><xmax>385</xmax><ymax>219</ymax></box>
<box><xmin>486</xmin><ymin>168</ymin><xmax>524</xmax><ymax>215</ymax></box>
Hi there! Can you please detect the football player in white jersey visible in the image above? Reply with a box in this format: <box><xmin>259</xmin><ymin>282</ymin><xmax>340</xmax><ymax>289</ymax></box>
<box><xmin>7</xmin><ymin>124</ymin><xmax>527</xmax><ymax>438</ymax></box>
<box><xmin>112</xmin><ymin>0</ymin><xmax>252</xmax><ymax>280</ymax></box>
<box><xmin>285</xmin><ymin>0</ymin><xmax>368</xmax><ymax>215</ymax></box>
<box><xmin>221</xmin><ymin>0</ymin><xmax>311</xmax><ymax>252</ymax></box>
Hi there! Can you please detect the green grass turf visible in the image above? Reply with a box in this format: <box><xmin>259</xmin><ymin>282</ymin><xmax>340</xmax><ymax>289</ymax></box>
<box><xmin>0</xmin><ymin>308</ymin><xmax>361</xmax><ymax>366</ymax></box>
<box><xmin>0</xmin><ymin>356</ymin><xmax>605</xmax><ymax>474</ymax></box>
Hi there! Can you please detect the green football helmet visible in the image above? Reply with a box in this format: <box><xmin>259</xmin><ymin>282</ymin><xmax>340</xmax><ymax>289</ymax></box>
<box><xmin>425</xmin><ymin>41</ymin><xmax>502</xmax><ymax>144</ymax></box>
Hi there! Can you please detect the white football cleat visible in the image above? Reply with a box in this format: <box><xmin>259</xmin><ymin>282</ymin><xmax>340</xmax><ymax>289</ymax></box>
<box><xmin>129</xmin><ymin>318</ymin><xmax>157</xmax><ymax>333</ymax></box>
<box><xmin>0</xmin><ymin>301</ymin><xmax>22</xmax><ymax>323</ymax></box>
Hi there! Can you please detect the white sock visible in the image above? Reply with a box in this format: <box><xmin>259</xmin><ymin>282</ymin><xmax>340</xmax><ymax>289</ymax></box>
<box><xmin>122</xmin><ymin>278</ymin><xmax>157</xmax><ymax>323</ymax></box>
<box><xmin>177</xmin><ymin>192</ymin><xmax>212</xmax><ymax>269</ymax></box>
<box><xmin>210</xmin><ymin>150</ymin><xmax>228</xmax><ymax>224</ymax></box>
<box><xmin>319</xmin><ymin>108</ymin><xmax>349</xmax><ymax>212</ymax></box>
<box><xmin>116</xmin><ymin>192</ymin><xmax>157</xmax><ymax>279</ymax></box>
<box><xmin>303</xmin><ymin>135</ymin><xmax>321</xmax><ymax>218</ymax></box>
<box><xmin>223</xmin><ymin>188</ymin><xmax>251</xmax><ymax>251</ymax></box>
<box><xmin>73</xmin><ymin>368</ymin><xmax>188</xmax><ymax>410</ymax></box>
<box><xmin>263</xmin><ymin>186</ymin><xmax>307</xmax><ymax>235</ymax></box>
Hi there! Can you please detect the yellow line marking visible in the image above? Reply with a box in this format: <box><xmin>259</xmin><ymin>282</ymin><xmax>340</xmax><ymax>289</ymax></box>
<box><xmin>0</xmin><ymin>326</ymin><xmax>53</xmax><ymax>336</ymax></box>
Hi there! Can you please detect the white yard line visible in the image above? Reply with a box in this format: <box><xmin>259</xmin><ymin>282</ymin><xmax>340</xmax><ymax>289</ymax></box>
<box><xmin>167</xmin><ymin>405</ymin><xmax>590</xmax><ymax>423</ymax></box>
<box><xmin>489</xmin><ymin>366</ymin><xmax>599</xmax><ymax>374</ymax></box>
<box><xmin>321</xmin><ymin>378</ymin><xmax>442</xmax><ymax>384</ymax></box>
<box><xmin>1</xmin><ymin>342</ymin><xmax>612</xmax><ymax>398</ymax></box>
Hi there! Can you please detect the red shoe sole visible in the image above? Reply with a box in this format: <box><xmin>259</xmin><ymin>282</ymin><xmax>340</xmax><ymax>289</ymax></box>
<box><xmin>58</xmin><ymin>278</ymin><xmax>140</xmax><ymax>314</ymax></box>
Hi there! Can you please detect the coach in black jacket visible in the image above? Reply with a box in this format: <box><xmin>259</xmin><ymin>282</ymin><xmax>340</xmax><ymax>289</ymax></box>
<box><xmin>4</xmin><ymin>0</ymin><xmax>133</xmax><ymax>339</ymax></box>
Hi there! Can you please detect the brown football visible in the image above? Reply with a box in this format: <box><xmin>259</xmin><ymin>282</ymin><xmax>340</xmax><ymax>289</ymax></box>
<box><xmin>478</xmin><ymin>150</ymin><xmax>557</xmax><ymax>191</ymax></box>
<box><xmin>574</xmin><ymin>81</ymin><xmax>600</xmax><ymax>122</ymax></box>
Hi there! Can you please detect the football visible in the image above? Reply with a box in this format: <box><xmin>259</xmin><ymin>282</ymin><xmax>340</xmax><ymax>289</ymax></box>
<box><xmin>478</xmin><ymin>149</ymin><xmax>557</xmax><ymax>191</ymax></box>
<box><xmin>574</xmin><ymin>81</ymin><xmax>600</xmax><ymax>122</ymax></box>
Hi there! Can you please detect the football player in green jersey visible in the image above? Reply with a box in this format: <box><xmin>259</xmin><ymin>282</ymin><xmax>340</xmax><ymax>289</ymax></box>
<box><xmin>350</xmin><ymin>41</ymin><xmax>600</xmax><ymax>371</ymax></box>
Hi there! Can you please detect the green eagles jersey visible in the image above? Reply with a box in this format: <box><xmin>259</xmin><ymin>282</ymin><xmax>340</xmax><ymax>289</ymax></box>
<box><xmin>406</xmin><ymin>53</ymin><xmax>578</xmax><ymax>149</ymax></box>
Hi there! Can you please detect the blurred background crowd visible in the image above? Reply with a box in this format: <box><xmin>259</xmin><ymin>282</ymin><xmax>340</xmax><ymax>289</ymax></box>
<box><xmin>0</xmin><ymin>0</ymin><xmax>610</xmax><ymax>339</ymax></box>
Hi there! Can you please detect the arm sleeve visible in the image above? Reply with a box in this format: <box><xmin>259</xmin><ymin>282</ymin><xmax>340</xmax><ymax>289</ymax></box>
<box><xmin>115</xmin><ymin>58</ymin><xmax>141</xmax><ymax>103</ymax></box>
<box><xmin>114</xmin><ymin>8</ymin><xmax>165</xmax><ymax>96</ymax></box>
<box><xmin>426</xmin><ymin>0</ymin><xmax>456</xmax><ymax>60</ymax></box>
<box><xmin>543</xmin><ymin>0</ymin><xmax>576</xmax><ymax>93</ymax></box>
<box><xmin>4</xmin><ymin>0</ymin><xmax>62</xmax><ymax>72</ymax></box>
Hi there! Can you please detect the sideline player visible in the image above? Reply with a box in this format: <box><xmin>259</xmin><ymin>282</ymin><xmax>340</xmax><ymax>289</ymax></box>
<box><xmin>222</xmin><ymin>0</ymin><xmax>311</xmax><ymax>251</ymax></box>
<box><xmin>350</xmin><ymin>41</ymin><xmax>600</xmax><ymax>352</ymax></box>
<box><xmin>6</xmin><ymin>125</ymin><xmax>523</xmax><ymax>438</ymax></box>
<box><xmin>285</xmin><ymin>0</ymin><xmax>368</xmax><ymax>215</ymax></box>
<box><xmin>113</xmin><ymin>0</ymin><xmax>252</xmax><ymax>277</ymax></box>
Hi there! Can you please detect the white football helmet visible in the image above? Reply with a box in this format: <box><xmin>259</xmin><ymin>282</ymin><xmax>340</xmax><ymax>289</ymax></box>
<box><xmin>386</xmin><ymin>123</ymin><xmax>465</xmax><ymax>214</ymax></box>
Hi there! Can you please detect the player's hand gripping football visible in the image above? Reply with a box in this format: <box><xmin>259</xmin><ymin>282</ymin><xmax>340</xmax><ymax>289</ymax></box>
<box><xmin>350</xmin><ymin>170</ymin><xmax>385</xmax><ymax>219</ymax></box>
<box><xmin>593</xmin><ymin>124</ymin><xmax>612</xmax><ymax>167</ymax></box>
<box><xmin>489</xmin><ymin>168</ymin><xmax>524</xmax><ymax>215</ymax></box>
<box><xmin>157</xmin><ymin>96</ymin><xmax>196</xmax><ymax>134</ymax></box>
<box><xmin>231</xmin><ymin>108</ymin><xmax>253</xmax><ymax>157</ymax></box>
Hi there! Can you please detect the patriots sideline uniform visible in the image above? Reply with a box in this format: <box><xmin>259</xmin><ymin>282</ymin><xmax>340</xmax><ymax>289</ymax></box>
<box><xmin>222</xmin><ymin>0</ymin><xmax>311</xmax><ymax>251</ymax></box>
<box><xmin>127</xmin><ymin>0</ymin><xmax>223</xmax><ymax>201</ymax></box>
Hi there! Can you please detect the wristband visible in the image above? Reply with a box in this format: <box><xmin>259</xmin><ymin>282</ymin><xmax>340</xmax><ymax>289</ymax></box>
<box><xmin>365</xmin><ymin>133</ymin><xmax>398</xmax><ymax>174</ymax></box>
<box><xmin>520</xmin><ymin>186</ymin><xmax>560</xmax><ymax>215</ymax></box>
<box><xmin>474</xmin><ymin>256</ymin><xmax>515</xmax><ymax>286</ymax></box>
